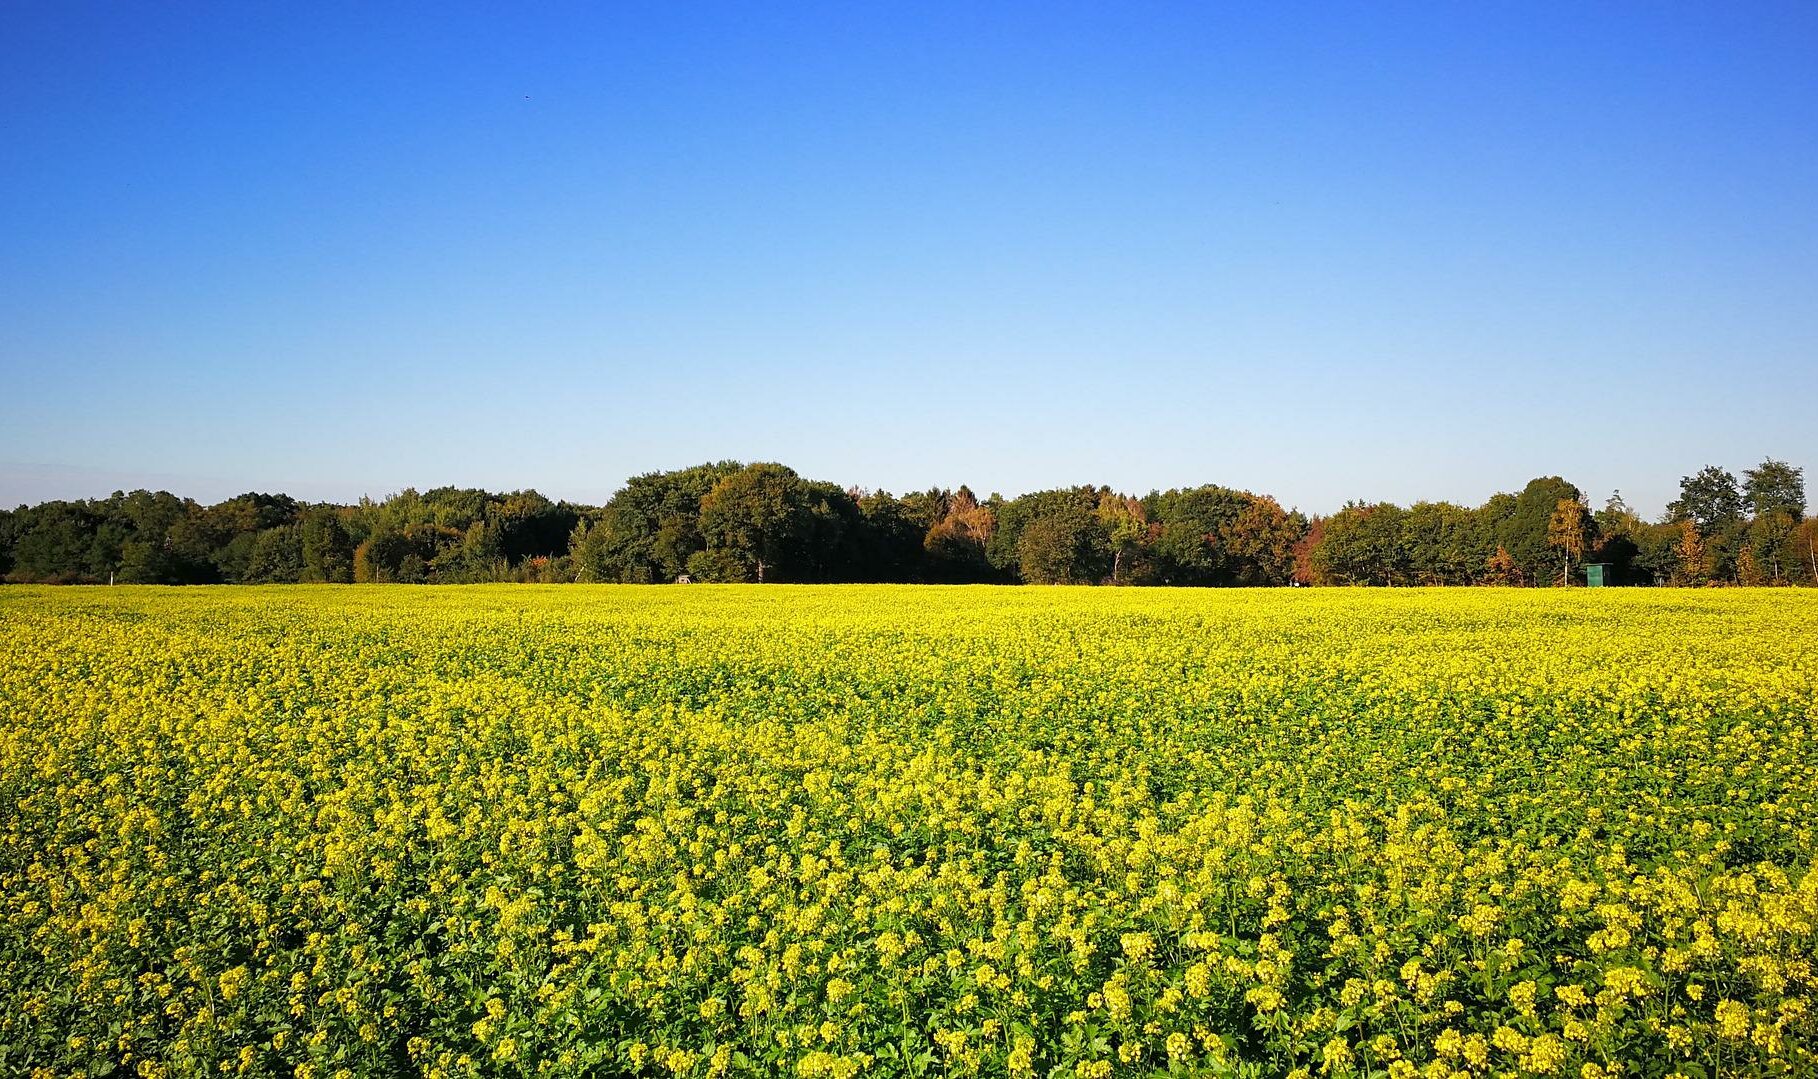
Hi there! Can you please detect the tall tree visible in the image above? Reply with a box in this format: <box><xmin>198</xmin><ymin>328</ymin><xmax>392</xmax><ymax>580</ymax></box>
<box><xmin>245</xmin><ymin>526</ymin><xmax>305</xmax><ymax>583</ymax></box>
<box><xmin>1493</xmin><ymin>478</ymin><xmax>1585</xmax><ymax>587</ymax></box>
<box><xmin>853</xmin><ymin>490</ymin><xmax>924</xmax><ymax>582</ymax></box>
<box><xmin>1224</xmin><ymin>495</ymin><xmax>1304</xmax><ymax>586</ymax></box>
<box><xmin>1588</xmin><ymin>491</ymin><xmax>1645</xmax><ymax>585</ymax></box>
<box><xmin>1014</xmin><ymin>505</ymin><xmax>1109</xmax><ymax>584</ymax></box>
<box><xmin>921</xmin><ymin>487</ymin><xmax>997</xmax><ymax>582</ymax></box>
<box><xmin>1400</xmin><ymin>502</ymin><xmax>1485</xmax><ymax>585</ymax></box>
<box><xmin>1546</xmin><ymin>498</ymin><xmax>1593</xmax><ymax>586</ymax></box>
<box><xmin>300</xmin><ymin>508</ymin><xmax>355</xmax><ymax>583</ymax></box>
<box><xmin>576</xmin><ymin>462</ymin><xmax>740</xmax><ymax>582</ymax></box>
<box><xmin>1668</xmin><ymin>466</ymin><xmax>1744</xmax><ymax>532</ymax></box>
<box><xmin>1747</xmin><ymin>510</ymin><xmax>1799</xmax><ymax>584</ymax></box>
<box><xmin>1669</xmin><ymin>466</ymin><xmax>1750</xmax><ymax>581</ymax></box>
<box><xmin>988</xmin><ymin>488</ymin><xmax>1102</xmax><ymax>579</ymax></box>
<box><xmin>1145</xmin><ymin>485</ymin><xmax>1256</xmax><ymax>585</ymax></box>
<box><xmin>1797</xmin><ymin>518</ymin><xmax>1818</xmax><ymax>586</ymax></box>
<box><xmin>791</xmin><ymin>481</ymin><xmax>865</xmax><ymax>582</ymax></box>
<box><xmin>1673</xmin><ymin>521</ymin><xmax>1707</xmax><ymax>586</ymax></box>
<box><xmin>1095</xmin><ymin>493</ymin><xmax>1150</xmax><ymax>585</ymax></box>
<box><xmin>1743</xmin><ymin>459</ymin><xmax>1805</xmax><ymax>519</ymax></box>
<box><xmin>697</xmin><ymin>463</ymin><xmax>812</xmax><ymax>583</ymax></box>
<box><xmin>1306</xmin><ymin>503</ymin><xmax>1407</xmax><ymax>586</ymax></box>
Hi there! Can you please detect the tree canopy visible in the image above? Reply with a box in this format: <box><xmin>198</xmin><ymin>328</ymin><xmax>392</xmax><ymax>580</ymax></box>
<box><xmin>4</xmin><ymin>457</ymin><xmax>1811</xmax><ymax>587</ymax></box>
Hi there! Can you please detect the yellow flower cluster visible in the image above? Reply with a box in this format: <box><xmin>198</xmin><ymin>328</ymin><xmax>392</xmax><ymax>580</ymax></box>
<box><xmin>1</xmin><ymin>584</ymin><xmax>1814</xmax><ymax>1076</ymax></box>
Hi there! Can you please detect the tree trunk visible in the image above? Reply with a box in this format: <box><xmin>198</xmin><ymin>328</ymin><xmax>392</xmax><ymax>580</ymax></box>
<box><xmin>756</xmin><ymin>558</ymin><xmax>765</xmax><ymax>584</ymax></box>
<box><xmin>1112</xmin><ymin>548</ymin><xmax>1122</xmax><ymax>585</ymax></box>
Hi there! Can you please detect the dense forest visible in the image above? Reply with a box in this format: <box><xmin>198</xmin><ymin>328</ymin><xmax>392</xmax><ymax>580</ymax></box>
<box><xmin>2</xmin><ymin>458</ymin><xmax>1812</xmax><ymax>587</ymax></box>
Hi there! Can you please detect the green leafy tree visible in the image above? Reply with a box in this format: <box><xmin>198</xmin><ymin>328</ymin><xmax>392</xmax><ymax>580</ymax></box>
<box><xmin>1628</xmin><ymin>520</ymin><xmax>1684</xmax><ymax>586</ymax></box>
<box><xmin>792</xmin><ymin>481</ymin><xmax>865</xmax><ymax>582</ymax></box>
<box><xmin>487</xmin><ymin>490</ymin><xmax>581</xmax><ymax>564</ymax></box>
<box><xmin>300</xmin><ymin>508</ymin><xmax>355</xmax><ymax>583</ymax></box>
<box><xmin>854</xmin><ymin>490</ymin><xmax>924</xmax><ymax>582</ymax></box>
<box><xmin>1144</xmin><ymin>485</ymin><xmax>1258</xmax><ymax>585</ymax></box>
<box><xmin>1492</xmin><ymin>477</ymin><xmax>1585</xmax><ymax>587</ymax></box>
<box><xmin>244</xmin><ymin>526</ymin><xmax>304</xmax><ymax>583</ymax></box>
<box><xmin>1587</xmin><ymin>490</ymin><xmax>1647</xmax><ymax>585</ymax></box>
<box><xmin>1748</xmin><ymin>511</ymin><xmax>1799</xmax><ymax>584</ymax></box>
<box><xmin>569</xmin><ymin>519</ymin><xmax>607</xmax><ymax>582</ymax></box>
<box><xmin>1743</xmin><ymin>458</ymin><xmax>1805</xmax><ymax>519</ymax></box>
<box><xmin>115</xmin><ymin>539</ymin><xmax>178</xmax><ymax>584</ymax></box>
<box><xmin>353</xmin><ymin>529</ymin><xmax>419</xmax><ymax>583</ymax></box>
<box><xmin>1399</xmin><ymin>502</ymin><xmax>1485</xmax><ymax>585</ymax></box>
<box><xmin>439</xmin><ymin>520</ymin><xmax>504</xmax><ymax>582</ymax></box>
<box><xmin>1668</xmin><ymin>466</ymin><xmax>1748</xmax><ymax>580</ymax></box>
<box><xmin>6</xmin><ymin>501</ymin><xmax>108</xmax><ymax>582</ymax></box>
<box><xmin>1797</xmin><ymin>517</ymin><xmax>1818</xmax><ymax>586</ymax></box>
<box><xmin>987</xmin><ymin>488</ymin><xmax>1101</xmax><ymax>578</ymax></box>
<box><xmin>204</xmin><ymin>493</ymin><xmax>301</xmax><ymax>581</ymax></box>
<box><xmin>697</xmin><ymin>463</ymin><xmax>812</xmax><ymax>583</ymax></box>
<box><xmin>683</xmin><ymin>547</ymin><xmax>750</xmax><ymax>583</ymax></box>
<box><xmin>1095</xmin><ymin>494</ymin><xmax>1150</xmax><ymax>585</ymax></box>
<box><xmin>1014</xmin><ymin>505</ymin><xmax>1109</xmax><ymax>584</ymax></box>
<box><xmin>1306</xmin><ymin>502</ymin><xmax>1407</xmax><ymax>585</ymax></box>
<box><xmin>575</xmin><ymin>462</ymin><xmax>741</xmax><ymax>582</ymax></box>
<box><xmin>1669</xmin><ymin>466</ymin><xmax>1744</xmax><ymax>530</ymax></box>
<box><xmin>1736</xmin><ymin>460</ymin><xmax>1804</xmax><ymax>583</ymax></box>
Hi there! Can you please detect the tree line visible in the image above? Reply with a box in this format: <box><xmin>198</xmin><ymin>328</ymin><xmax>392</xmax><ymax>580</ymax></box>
<box><xmin>2</xmin><ymin>458</ymin><xmax>1811</xmax><ymax>587</ymax></box>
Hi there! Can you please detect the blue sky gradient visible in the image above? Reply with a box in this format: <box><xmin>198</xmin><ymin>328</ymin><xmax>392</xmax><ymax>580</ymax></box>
<box><xmin>3</xmin><ymin>2</ymin><xmax>1814</xmax><ymax>515</ymax></box>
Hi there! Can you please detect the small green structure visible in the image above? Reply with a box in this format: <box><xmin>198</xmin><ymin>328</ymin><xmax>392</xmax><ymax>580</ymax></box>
<box><xmin>1584</xmin><ymin>563</ymin><xmax>1609</xmax><ymax>588</ymax></box>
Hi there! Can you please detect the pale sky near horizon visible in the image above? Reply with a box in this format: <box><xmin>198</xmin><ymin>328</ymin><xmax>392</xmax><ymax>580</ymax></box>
<box><xmin>3</xmin><ymin>3</ymin><xmax>1814</xmax><ymax>516</ymax></box>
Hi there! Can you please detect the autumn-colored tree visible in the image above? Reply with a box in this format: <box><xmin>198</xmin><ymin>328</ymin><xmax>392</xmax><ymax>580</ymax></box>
<box><xmin>1484</xmin><ymin>546</ymin><xmax>1524</xmax><ymax>586</ymax></box>
<box><xmin>6</xmin><ymin>459</ymin><xmax>1815</xmax><ymax>590</ymax></box>
<box><xmin>1224</xmin><ymin>495</ymin><xmax>1303</xmax><ymax>585</ymax></box>
<box><xmin>1801</xmin><ymin>517</ymin><xmax>1818</xmax><ymax>586</ymax></box>
<box><xmin>922</xmin><ymin>486</ymin><xmax>997</xmax><ymax>582</ymax></box>
<box><xmin>1546</xmin><ymin>498</ymin><xmax>1591</xmax><ymax>586</ymax></box>
<box><xmin>1737</xmin><ymin>547</ymin><xmax>1765</xmax><ymax>587</ymax></box>
<box><xmin>1673</xmin><ymin>520</ymin><xmax>1707</xmax><ymax>586</ymax></box>
<box><xmin>1290</xmin><ymin>516</ymin><xmax>1325</xmax><ymax>585</ymax></box>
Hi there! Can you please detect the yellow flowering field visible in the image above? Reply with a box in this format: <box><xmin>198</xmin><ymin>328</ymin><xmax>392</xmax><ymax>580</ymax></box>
<box><xmin>2</xmin><ymin>586</ymin><xmax>1814</xmax><ymax>1079</ymax></box>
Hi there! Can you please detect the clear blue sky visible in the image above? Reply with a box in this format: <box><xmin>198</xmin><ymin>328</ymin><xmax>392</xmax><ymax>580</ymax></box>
<box><xmin>3</xmin><ymin>2</ymin><xmax>1814</xmax><ymax>516</ymax></box>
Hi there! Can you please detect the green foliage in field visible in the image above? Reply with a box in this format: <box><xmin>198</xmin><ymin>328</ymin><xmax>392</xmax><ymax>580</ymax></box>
<box><xmin>1</xmin><ymin>587</ymin><xmax>1814</xmax><ymax>1077</ymax></box>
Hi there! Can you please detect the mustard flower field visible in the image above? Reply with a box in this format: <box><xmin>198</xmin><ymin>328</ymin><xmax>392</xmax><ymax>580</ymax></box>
<box><xmin>1</xmin><ymin>586</ymin><xmax>1814</xmax><ymax>1079</ymax></box>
